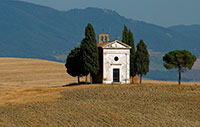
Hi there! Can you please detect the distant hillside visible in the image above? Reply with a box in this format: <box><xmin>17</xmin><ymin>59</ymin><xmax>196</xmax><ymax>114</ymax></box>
<box><xmin>0</xmin><ymin>0</ymin><xmax>199</xmax><ymax>81</ymax></box>
<box><xmin>0</xmin><ymin>0</ymin><xmax>74</xmax><ymax>60</ymax></box>
<box><xmin>169</xmin><ymin>25</ymin><xmax>200</xmax><ymax>54</ymax></box>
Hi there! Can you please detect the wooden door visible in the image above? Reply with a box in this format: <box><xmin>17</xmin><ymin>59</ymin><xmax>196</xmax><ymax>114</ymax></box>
<box><xmin>113</xmin><ymin>69</ymin><xmax>120</xmax><ymax>82</ymax></box>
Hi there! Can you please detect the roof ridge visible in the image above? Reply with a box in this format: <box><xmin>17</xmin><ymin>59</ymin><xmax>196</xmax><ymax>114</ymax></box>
<box><xmin>98</xmin><ymin>40</ymin><xmax>131</xmax><ymax>49</ymax></box>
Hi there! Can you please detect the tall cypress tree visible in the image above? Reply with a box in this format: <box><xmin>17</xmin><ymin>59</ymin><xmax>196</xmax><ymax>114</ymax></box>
<box><xmin>80</xmin><ymin>23</ymin><xmax>99</xmax><ymax>83</ymax></box>
<box><xmin>122</xmin><ymin>26</ymin><xmax>136</xmax><ymax>83</ymax></box>
<box><xmin>128</xmin><ymin>30</ymin><xmax>136</xmax><ymax>82</ymax></box>
<box><xmin>135</xmin><ymin>40</ymin><xmax>150</xmax><ymax>84</ymax></box>
<box><xmin>122</xmin><ymin>25</ymin><xmax>129</xmax><ymax>44</ymax></box>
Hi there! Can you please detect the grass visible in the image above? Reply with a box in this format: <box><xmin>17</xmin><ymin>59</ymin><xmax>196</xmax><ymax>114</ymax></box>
<box><xmin>0</xmin><ymin>57</ymin><xmax>200</xmax><ymax>126</ymax></box>
<box><xmin>0</xmin><ymin>84</ymin><xmax>200</xmax><ymax>126</ymax></box>
<box><xmin>0</xmin><ymin>57</ymin><xmax>77</xmax><ymax>86</ymax></box>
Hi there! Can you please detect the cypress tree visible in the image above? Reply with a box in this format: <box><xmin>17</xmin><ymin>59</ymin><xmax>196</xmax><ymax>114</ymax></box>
<box><xmin>80</xmin><ymin>23</ymin><xmax>99</xmax><ymax>83</ymax></box>
<box><xmin>122</xmin><ymin>25</ymin><xmax>129</xmax><ymax>44</ymax></box>
<box><xmin>122</xmin><ymin>26</ymin><xmax>136</xmax><ymax>83</ymax></box>
<box><xmin>135</xmin><ymin>40</ymin><xmax>150</xmax><ymax>84</ymax></box>
<box><xmin>128</xmin><ymin>30</ymin><xmax>136</xmax><ymax>83</ymax></box>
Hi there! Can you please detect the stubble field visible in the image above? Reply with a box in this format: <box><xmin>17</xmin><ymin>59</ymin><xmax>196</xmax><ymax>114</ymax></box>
<box><xmin>0</xmin><ymin>58</ymin><xmax>200</xmax><ymax>127</ymax></box>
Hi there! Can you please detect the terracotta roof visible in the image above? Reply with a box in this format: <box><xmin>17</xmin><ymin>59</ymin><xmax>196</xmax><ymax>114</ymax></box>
<box><xmin>97</xmin><ymin>40</ymin><xmax>131</xmax><ymax>49</ymax></box>
<box><xmin>97</xmin><ymin>41</ymin><xmax>110</xmax><ymax>47</ymax></box>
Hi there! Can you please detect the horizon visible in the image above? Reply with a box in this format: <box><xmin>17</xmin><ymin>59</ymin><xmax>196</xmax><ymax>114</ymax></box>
<box><xmin>17</xmin><ymin>0</ymin><xmax>200</xmax><ymax>27</ymax></box>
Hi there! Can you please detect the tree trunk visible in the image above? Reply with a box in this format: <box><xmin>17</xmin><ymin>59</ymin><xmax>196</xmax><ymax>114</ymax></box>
<box><xmin>78</xmin><ymin>76</ymin><xmax>80</xmax><ymax>84</ymax></box>
<box><xmin>90</xmin><ymin>74</ymin><xmax>92</xmax><ymax>84</ymax></box>
<box><xmin>85</xmin><ymin>75</ymin><xmax>88</xmax><ymax>84</ymax></box>
<box><xmin>132</xmin><ymin>76</ymin><xmax>134</xmax><ymax>84</ymax></box>
<box><xmin>178</xmin><ymin>68</ymin><xmax>181</xmax><ymax>85</ymax></box>
<box><xmin>140</xmin><ymin>74</ymin><xmax>142</xmax><ymax>84</ymax></box>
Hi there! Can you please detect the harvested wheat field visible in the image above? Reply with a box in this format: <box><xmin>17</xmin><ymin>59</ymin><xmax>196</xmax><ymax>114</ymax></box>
<box><xmin>0</xmin><ymin>58</ymin><xmax>200</xmax><ymax>127</ymax></box>
<box><xmin>0</xmin><ymin>57</ymin><xmax>77</xmax><ymax>86</ymax></box>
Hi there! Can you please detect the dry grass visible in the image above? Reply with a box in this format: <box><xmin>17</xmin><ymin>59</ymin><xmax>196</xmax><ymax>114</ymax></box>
<box><xmin>0</xmin><ymin>57</ymin><xmax>77</xmax><ymax>86</ymax></box>
<box><xmin>0</xmin><ymin>85</ymin><xmax>62</xmax><ymax>105</ymax></box>
<box><xmin>143</xmin><ymin>79</ymin><xmax>200</xmax><ymax>86</ymax></box>
<box><xmin>0</xmin><ymin>84</ymin><xmax>200</xmax><ymax>127</ymax></box>
<box><xmin>0</xmin><ymin>57</ymin><xmax>200</xmax><ymax>126</ymax></box>
<box><xmin>0</xmin><ymin>57</ymin><xmax>83</xmax><ymax>105</ymax></box>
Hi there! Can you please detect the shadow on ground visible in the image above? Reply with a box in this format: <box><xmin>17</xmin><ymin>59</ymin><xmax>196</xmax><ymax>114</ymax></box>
<box><xmin>62</xmin><ymin>82</ymin><xmax>91</xmax><ymax>87</ymax></box>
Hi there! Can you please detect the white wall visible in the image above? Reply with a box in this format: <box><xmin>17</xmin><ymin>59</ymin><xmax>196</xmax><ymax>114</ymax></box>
<box><xmin>103</xmin><ymin>48</ymin><xmax>130</xmax><ymax>84</ymax></box>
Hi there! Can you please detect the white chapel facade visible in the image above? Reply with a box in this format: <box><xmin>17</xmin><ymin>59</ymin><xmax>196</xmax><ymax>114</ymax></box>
<box><xmin>92</xmin><ymin>34</ymin><xmax>131</xmax><ymax>84</ymax></box>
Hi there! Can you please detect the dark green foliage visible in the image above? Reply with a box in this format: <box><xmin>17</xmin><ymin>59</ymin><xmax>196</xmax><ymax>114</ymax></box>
<box><xmin>122</xmin><ymin>26</ymin><xmax>136</xmax><ymax>82</ymax></box>
<box><xmin>122</xmin><ymin>25</ymin><xmax>129</xmax><ymax>44</ymax></box>
<box><xmin>135</xmin><ymin>40</ymin><xmax>150</xmax><ymax>84</ymax></box>
<box><xmin>128</xmin><ymin>30</ymin><xmax>136</xmax><ymax>78</ymax></box>
<box><xmin>163</xmin><ymin>50</ymin><xmax>196</xmax><ymax>84</ymax></box>
<box><xmin>65</xmin><ymin>47</ymin><xmax>84</xmax><ymax>84</ymax></box>
<box><xmin>80</xmin><ymin>23</ymin><xmax>99</xmax><ymax>79</ymax></box>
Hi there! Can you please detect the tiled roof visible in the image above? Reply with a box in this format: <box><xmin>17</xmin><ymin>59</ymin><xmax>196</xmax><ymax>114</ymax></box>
<box><xmin>97</xmin><ymin>40</ymin><xmax>131</xmax><ymax>49</ymax></box>
<box><xmin>97</xmin><ymin>41</ymin><xmax>110</xmax><ymax>47</ymax></box>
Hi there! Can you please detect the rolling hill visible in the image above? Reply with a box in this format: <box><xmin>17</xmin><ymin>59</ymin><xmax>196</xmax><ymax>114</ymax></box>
<box><xmin>0</xmin><ymin>57</ymin><xmax>76</xmax><ymax>86</ymax></box>
<box><xmin>1</xmin><ymin>84</ymin><xmax>200</xmax><ymax>126</ymax></box>
<box><xmin>0</xmin><ymin>57</ymin><xmax>200</xmax><ymax>126</ymax></box>
<box><xmin>0</xmin><ymin>0</ymin><xmax>199</xmax><ymax>81</ymax></box>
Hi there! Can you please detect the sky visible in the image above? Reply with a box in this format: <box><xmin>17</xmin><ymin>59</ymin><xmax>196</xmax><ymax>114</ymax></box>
<box><xmin>18</xmin><ymin>0</ymin><xmax>200</xmax><ymax>27</ymax></box>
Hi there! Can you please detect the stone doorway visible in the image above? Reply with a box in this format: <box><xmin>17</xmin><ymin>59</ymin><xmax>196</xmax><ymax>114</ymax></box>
<box><xmin>113</xmin><ymin>68</ymin><xmax>120</xmax><ymax>82</ymax></box>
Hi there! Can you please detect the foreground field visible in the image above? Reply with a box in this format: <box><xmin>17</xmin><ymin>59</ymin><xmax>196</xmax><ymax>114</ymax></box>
<box><xmin>0</xmin><ymin>84</ymin><xmax>200</xmax><ymax>127</ymax></box>
<box><xmin>0</xmin><ymin>58</ymin><xmax>200</xmax><ymax>126</ymax></box>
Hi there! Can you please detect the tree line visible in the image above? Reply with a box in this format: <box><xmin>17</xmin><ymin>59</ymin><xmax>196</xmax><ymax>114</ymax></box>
<box><xmin>65</xmin><ymin>23</ymin><xmax>196</xmax><ymax>85</ymax></box>
<box><xmin>122</xmin><ymin>25</ymin><xmax>196</xmax><ymax>85</ymax></box>
<box><xmin>65</xmin><ymin>23</ymin><xmax>150</xmax><ymax>84</ymax></box>
<box><xmin>122</xmin><ymin>26</ymin><xmax>149</xmax><ymax>84</ymax></box>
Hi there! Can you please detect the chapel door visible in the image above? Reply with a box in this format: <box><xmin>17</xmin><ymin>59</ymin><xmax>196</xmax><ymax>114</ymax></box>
<box><xmin>113</xmin><ymin>69</ymin><xmax>120</xmax><ymax>82</ymax></box>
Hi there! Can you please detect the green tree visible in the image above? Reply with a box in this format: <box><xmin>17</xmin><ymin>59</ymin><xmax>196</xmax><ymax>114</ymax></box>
<box><xmin>80</xmin><ymin>23</ymin><xmax>99</xmax><ymax>83</ymax></box>
<box><xmin>65</xmin><ymin>47</ymin><xmax>83</xmax><ymax>84</ymax></box>
<box><xmin>135</xmin><ymin>40</ymin><xmax>150</xmax><ymax>84</ymax></box>
<box><xmin>122</xmin><ymin>26</ymin><xmax>136</xmax><ymax>83</ymax></box>
<box><xmin>128</xmin><ymin>30</ymin><xmax>136</xmax><ymax>82</ymax></box>
<box><xmin>122</xmin><ymin>25</ymin><xmax>129</xmax><ymax>45</ymax></box>
<box><xmin>163</xmin><ymin>50</ymin><xmax>196</xmax><ymax>85</ymax></box>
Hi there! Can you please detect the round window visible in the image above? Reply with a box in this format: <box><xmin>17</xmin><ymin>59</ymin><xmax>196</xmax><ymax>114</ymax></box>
<box><xmin>114</xmin><ymin>56</ymin><xmax>119</xmax><ymax>61</ymax></box>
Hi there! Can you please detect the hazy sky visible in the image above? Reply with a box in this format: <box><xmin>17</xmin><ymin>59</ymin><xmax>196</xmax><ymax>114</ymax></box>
<box><xmin>18</xmin><ymin>0</ymin><xmax>200</xmax><ymax>27</ymax></box>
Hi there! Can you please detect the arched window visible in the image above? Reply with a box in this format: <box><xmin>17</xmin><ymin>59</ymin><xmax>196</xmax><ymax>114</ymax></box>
<box><xmin>104</xmin><ymin>36</ymin><xmax>107</xmax><ymax>42</ymax></box>
<box><xmin>101</xmin><ymin>36</ymin><xmax>104</xmax><ymax>42</ymax></box>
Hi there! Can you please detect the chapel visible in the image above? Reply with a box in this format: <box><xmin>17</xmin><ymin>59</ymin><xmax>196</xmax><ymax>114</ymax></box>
<box><xmin>92</xmin><ymin>34</ymin><xmax>132</xmax><ymax>84</ymax></box>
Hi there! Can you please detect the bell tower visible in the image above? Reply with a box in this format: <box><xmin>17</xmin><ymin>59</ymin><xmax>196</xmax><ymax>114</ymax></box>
<box><xmin>98</xmin><ymin>34</ymin><xmax>109</xmax><ymax>44</ymax></box>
